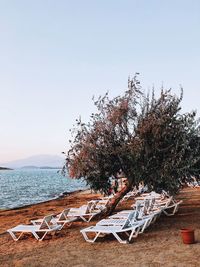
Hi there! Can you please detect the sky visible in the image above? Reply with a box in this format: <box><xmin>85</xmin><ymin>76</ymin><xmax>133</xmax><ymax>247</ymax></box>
<box><xmin>0</xmin><ymin>0</ymin><xmax>200</xmax><ymax>163</ymax></box>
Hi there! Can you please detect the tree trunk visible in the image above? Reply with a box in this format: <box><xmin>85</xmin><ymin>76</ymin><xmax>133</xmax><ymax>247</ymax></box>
<box><xmin>102</xmin><ymin>180</ymin><xmax>133</xmax><ymax>216</ymax></box>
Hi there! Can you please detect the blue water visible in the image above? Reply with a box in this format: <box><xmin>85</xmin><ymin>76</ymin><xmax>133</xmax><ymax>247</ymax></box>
<box><xmin>0</xmin><ymin>169</ymin><xmax>87</xmax><ymax>209</ymax></box>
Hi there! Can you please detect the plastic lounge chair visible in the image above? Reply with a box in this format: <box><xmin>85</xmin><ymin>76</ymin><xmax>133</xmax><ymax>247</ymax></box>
<box><xmin>108</xmin><ymin>204</ymin><xmax>159</xmax><ymax>233</ymax></box>
<box><xmin>80</xmin><ymin>212</ymin><xmax>144</xmax><ymax>244</ymax></box>
<box><xmin>91</xmin><ymin>197</ymin><xmax>113</xmax><ymax>210</ymax></box>
<box><xmin>68</xmin><ymin>201</ymin><xmax>102</xmax><ymax>222</ymax></box>
<box><xmin>31</xmin><ymin>209</ymin><xmax>77</xmax><ymax>229</ymax></box>
<box><xmin>162</xmin><ymin>199</ymin><xmax>183</xmax><ymax>216</ymax></box>
<box><xmin>134</xmin><ymin>201</ymin><xmax>161</xmax><ymax>231</ymax></box>
<box><xmin>153</xmin><ymin>196</ymin><xmax>183</xmax><ymax>216</ymax></box>
<box><xmin>7</xmin><ymin>215</ymin><xmax>61</xmax><ymax>241</ymax></box>
<box><xmin>120</xmin><ymin>197</ymin><xmax>161</xmax><ymax>220</ymax></box>
<box><xmin>122</xmin><ymin>189</ymin><xmax>139</xmax><ymax>201</ymax></box>
<box><xmin>137</xmin><ymin>197</ymin><xmax>162</xmax><ymax>225</ymax></box>
<box><xmin>135</xmin><ymin>192</ymin><xmax>161</xmax><ymax>202</ymax></box>
<box><xmin>69</xmin><ymin>200</ymin><xmax>99</xmax><ymax>213</ymax></box>
<box><xmin>97</xmin><ymin>210</ymin><xmax>139</xmax><ymax>227</ymax></box>
<box><xmin>95</xmin><ymin>200</ymin><xmax>109</xmax><ymax>210</ymax></box>
<box><xmin>96</xmin><ymin>209</ymin><xmax>152</xmax><ymax>234</ymax></box>
<box><xmin>110</xmin><ymin>198</ymin><xmax>152</xmax><ymax>219</ymax></box>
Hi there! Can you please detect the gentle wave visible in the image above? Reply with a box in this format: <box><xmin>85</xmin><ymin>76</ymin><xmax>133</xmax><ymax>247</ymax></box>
<box><xmin>0</xmin><ymin>169</ymin><xmax>87</xmax><ymax>209</ymax></box>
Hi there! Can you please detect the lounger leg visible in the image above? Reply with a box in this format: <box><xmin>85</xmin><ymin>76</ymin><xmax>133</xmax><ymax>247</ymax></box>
<box><xmin>112</xmin><ymin>232</ymin><xmax>129</xmax><ymax>244</ymax></box>
<box><xmin>32</xmin><ymin>231</ymin><xmax>40</xmax><ymax>240</ymax></box>
<box><xmin>87</xmin><ymin>214</ymin><xmax>96</xmax><ymax>222</ymax></box>
<box><xmin>163</xmin><ymin>204</ymin><xmax>178</xmax><ymax>216</ymax></box>
<box><xmin>79</xmin><ymin>216</ymin><xmax>88</xmax><ymax>222</ymax></box>
<box><xmin>139</xmin><ymin>222</ymin><xmax>147</xmax><ymax>234</ymax></box>
<box><xmin>81</xmin><ymin>231</ymin><xmax>101</xmax><ymax>243</ymax></box>
<box><xmin>59</xmin><ymin>222</ymin><xmax>71</xmax><ymax>230</ymax></box>
<box><xmin>174</xmin><ymin>205</ymin><xmax>179</xmax><ymax>214</ymax></box>
<box><xmin>172</xmin><ymin>204</ymin><xmax>179</xmax><ymax>215</ymax></box>
<box><xmin>150</xmin><ymin>216</ymin><xmax>157</xmax><ymax>224</ymax></box>
<box><xmin>129</xmin><ymin>227</ymin><xmax>140</xmax><ymax>241</ymax></box>
<box><xmin>163</xmin><ymin>210</ymin><xmax>174</xmax><ymax>216</ymax></box>
<box><xmin>32</xmin><ymin>231</ymin><xmax>49</xmax><ymax>241</ymax></box>
<box><xmin>149</xmin><ymin>216</ymin><xmax>156</xmax><ymax>225</ymax></box>
<box><xmin>163</xmin><ymin>210</ymin><xmax>170</xmax><ymax>216</ymax></box>
<box><xmin>38</xmin><ymin>232</ymin><xmax>48</xmax><ymax>241</ymax></box>
<box><xmin>139</xmin><ymin>218</ymin><xmax>151</xmax><ymax>233</ymax></box>
<box><xmin>124</xmin><ymin>231</ymin><xmax>130</xmax><ymax>237</ymax></box>
<box><xmin>33</xmin><ymin>231</ymin><xmax>48</xmax><ymax>241</ymax></box>
<box><xmin>8</xmin><ymin>231</ymin><xmax>24</xmax><ymax>241</ymax></box>
<box><xmin>80</xmin><ymin>214</ymin><xmax>96</xmax><ymax>222</ymax></box>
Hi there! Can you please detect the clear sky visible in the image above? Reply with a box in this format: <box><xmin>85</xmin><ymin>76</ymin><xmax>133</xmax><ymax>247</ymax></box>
<box><xmin>0</xmin><ymin>0</ymin><xmax>200</xmax><ymax>163</ymax></box>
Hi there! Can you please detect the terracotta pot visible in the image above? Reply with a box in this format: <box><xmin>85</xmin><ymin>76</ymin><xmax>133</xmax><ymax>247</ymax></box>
<box><xmin>180</xmin><ymin>229</ymin><xmax>195</xmax><ymax>244</ymax></box>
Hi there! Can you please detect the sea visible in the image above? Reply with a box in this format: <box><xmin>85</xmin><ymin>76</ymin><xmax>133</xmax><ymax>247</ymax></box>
<box><xmin>0</xmin><ymin>169</ymin><xmax>87</xmax><ymax>209</ymax></box>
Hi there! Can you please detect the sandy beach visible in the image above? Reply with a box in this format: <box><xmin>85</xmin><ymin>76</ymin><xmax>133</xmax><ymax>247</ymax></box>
<box><xmin>0</xmin><ymin>187</ymin><xmax>200</xmax><ymax>267</ymax></box>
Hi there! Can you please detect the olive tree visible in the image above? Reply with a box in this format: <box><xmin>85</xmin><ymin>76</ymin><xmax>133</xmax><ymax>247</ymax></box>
<box><xmin>63</xmin><ymin>75</ymin><xmax>200</xmax><ymax>214</ymax></box>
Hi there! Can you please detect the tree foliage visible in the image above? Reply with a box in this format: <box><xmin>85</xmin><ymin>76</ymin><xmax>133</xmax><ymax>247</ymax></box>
<box><xmin>63</xmin><ymin>75</ymin><xmax>200</xmax><ymax>212</ymax></box>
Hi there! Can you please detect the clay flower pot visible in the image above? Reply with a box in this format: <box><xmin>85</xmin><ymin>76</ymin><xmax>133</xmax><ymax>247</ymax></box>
<box><xmin>180</xmin><ymin>229</ymin><xmax>195</xmax><ymax>244</ymax></box>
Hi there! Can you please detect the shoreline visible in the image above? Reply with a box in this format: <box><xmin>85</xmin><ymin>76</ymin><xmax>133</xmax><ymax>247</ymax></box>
<box><xmin>0</xmin><ymin>189</ymin><xmax>87</xmax><ymax>212</ymax></box>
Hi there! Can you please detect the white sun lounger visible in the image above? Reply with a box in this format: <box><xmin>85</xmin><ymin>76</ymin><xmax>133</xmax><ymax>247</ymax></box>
<box><xmin>68</xmin><ymin>201</ymin><xmax>102</xmax><ymax>222</ymax></box>
<box><xmin>80</xmin><ymin>212</ymin><xmax>144</xmax><ymax>244</ymax></box>
<box><xmin>110</xmin><ymin>198</ymin><xmax>151</xmax><ymax>218</ymax></box>
<box><xmin>96</xmin><ymin>210</ymin><xmax>139</xmax><ymax>227</ymax></box>
<box><xmin>68</xmin><ymin>210</ymin><xmax>102</xmax><ymax>222</ymax></box>
<box><xmin>162</xmin><ymin>199</ymin><xmax>183</xmax><ymax>216</ymax></box>
<box><xmin>96</xmin><ymin>210</ymin><xmax>152</xmax><ymax>234</ymax></box>
<box><xmin>7</xmin><ymin>215</ymin><xmax>61</xmax><ymax>241</ymax></box>
<box><xmin>137</xmin><ymin>195</ymin><xmax>182</xmax><ymax>218</ymax></box>
<box><xmin>122</xmin><ymin>189</ymin><xmax>138</xmax><ymax>201</ymax></box>
<box><xmin>152</xmin><ymin>196</ymin><xmax>183</xmax><ymax>216</ymax></box>
<box><xmin>108</xmin><ymin>205</ymin><xmax>161</xmax><ymax>233</ymax></box>
<box><xmin>95</xmin><ymin>198</ymin><xmax>112</xmax><ymax>210</ymax></box>
<box><xmin>69</xmin><ymin>200</ymin><xmax>99</xmax><ymax>213</ymax></box>
<box><xmin>31</xmin><ymin>209</ymin><xmax>77</xmax><ymax>229</ymax></box>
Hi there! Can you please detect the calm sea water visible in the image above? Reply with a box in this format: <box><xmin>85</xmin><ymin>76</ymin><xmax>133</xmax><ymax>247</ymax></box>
<box><xmin>0</xmin><ymin>169</ymin><xmax>87</xmax><ymax>209</ymax></box>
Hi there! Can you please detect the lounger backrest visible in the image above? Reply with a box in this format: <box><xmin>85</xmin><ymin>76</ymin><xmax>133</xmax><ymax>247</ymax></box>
<box><xmin>58</xmin><ymin>209</ymin><xmax>70</xmax><ymax>221</ymax></box>
<box><xmin>147</xmin><ymin>197</ymin><xmax>155</xmax><ymax>212</ymax></box>
<box><xmin>136</xmin><ymin>198</ymin><xmax>151</xmax><ymax>219</ymax></box>
<box><xmin>39</xmin><ymin>215</ymin><xmax>54</xmax><ymax>230</ymax></box>
<box><xmin>156</xmin><ymin>196</ymin><xmax>173</xmax><ymax>208</ymax></box>
<box><xmin>134</xmin><ymin>201</ymin><xmax>144</xmax><ymax>220</ymax></box>
<box><xmin>85</xmin><ymin>201</ymin><xmax>95</xmax><ymax>213</ymax></box>
<box><xmin>96</xmin><ymin>198</ymin><xmax>110</xmax><ymax>211</ymax></box>
<box><xmin>143</xmin><ymin>198</ymin><xmax>150</xmax><ymax>214</ymax></box>
<box><xmin>136</xmin><ymin>202</ymin><xmax>146</xmax><ymax>219</ymax></box>
<box><xmin>122</xmin><ymin>211</ymin><xmax>136</xmax><ymax>229</ymax></box>
<box><xmin>132</xmin><ymin>210</ymin><xmax>140</xmax><ymax>221</ymax></box>
<box><xmin>87</xmin><ymin>201</ymin><xmax>99</xmax><ymax>213</ymax></box>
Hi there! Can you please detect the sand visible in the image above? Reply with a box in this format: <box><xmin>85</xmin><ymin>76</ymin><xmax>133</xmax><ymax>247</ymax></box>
<box><xmin>0</xmin><ymin>187</ymin><xmax>200</xmax><ymax>267</ymax></box>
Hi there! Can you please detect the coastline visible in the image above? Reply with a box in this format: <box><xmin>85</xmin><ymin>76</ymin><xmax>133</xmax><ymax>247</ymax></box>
<box><xmin>0</xmin><ymin>189</ymin><xmax>87</xmax><ymax>212</ymax></box>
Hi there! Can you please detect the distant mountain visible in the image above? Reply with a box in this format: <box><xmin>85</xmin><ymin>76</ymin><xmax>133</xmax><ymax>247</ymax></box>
<box><xmin>1</xmin><ymin>154</ymin><xmax>65</xmax><ymax>169</ymax></box>
<box><xmin>21</xmin><ymin>166</ymin><xmax>39</xmax><ymax>169</ymax></box>
<box><xmin>39</xmin><ymin>166</ymin><xmax>62</xmax><ymax>169</ymax></box>
<box><xmin>21</xmin><ymin>166</ymin><xmax>62</xmax><ymax>169</ymax></box>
